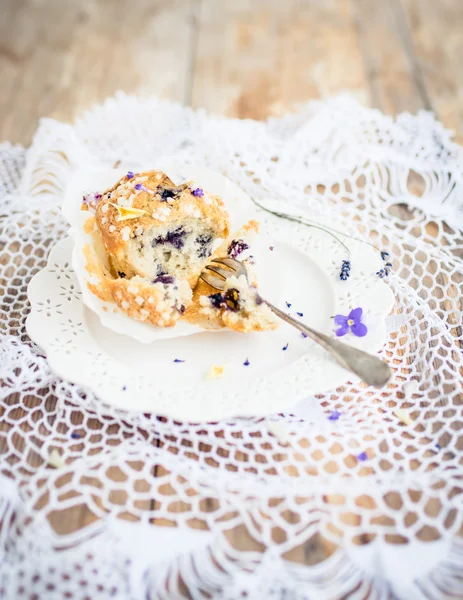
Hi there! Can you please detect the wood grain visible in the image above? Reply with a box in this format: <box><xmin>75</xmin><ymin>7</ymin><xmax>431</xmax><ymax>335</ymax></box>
<box><xmin>0</xmin><ymin>0</ymin><xmax>196</xmax><ymax>144</ymax></box>
<box><xmin>401</xmin><ymin>0</ymin><xmax>463</xmax><ymax>143</ymax></box>
<box><xmin>1</xmin><ymin>0</ymin><xmax>462</xmax><ymax>139</ymax></box>
<box><xmin>351</xmin><ymin>0</ymin><xmax>429</xmax><ymax>114</ymax></box>
<box><xmin>192</xmin><ymin>0</ymin><xmax>368</xmax><ymax>119</ymax></box>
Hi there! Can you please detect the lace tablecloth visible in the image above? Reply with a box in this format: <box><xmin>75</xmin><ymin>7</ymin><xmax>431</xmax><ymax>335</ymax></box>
<box><xmin>0</xmin><ymin>95</ymin><xmax>462</xmax><ymax>599</ymax></box>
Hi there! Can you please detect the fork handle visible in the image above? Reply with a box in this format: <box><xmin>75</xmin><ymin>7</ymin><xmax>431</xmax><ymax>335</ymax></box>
<box><xmin>264</xmin><ymin>301</ymin><xmax>392</xmax><ymax>388</ymax></box>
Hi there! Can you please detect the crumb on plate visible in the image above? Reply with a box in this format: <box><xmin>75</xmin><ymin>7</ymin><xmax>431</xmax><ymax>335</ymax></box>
<box><xmin>206</xmin><ymin>364</ymin><xmax>225</xmax><ymax>379</ymax></box>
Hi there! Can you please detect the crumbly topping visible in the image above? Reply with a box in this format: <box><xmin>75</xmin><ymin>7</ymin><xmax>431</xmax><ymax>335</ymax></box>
<box><xmin>152</xmin><ymin>205</ymin><xmax>172</xmax><ymax>221</ymax></box>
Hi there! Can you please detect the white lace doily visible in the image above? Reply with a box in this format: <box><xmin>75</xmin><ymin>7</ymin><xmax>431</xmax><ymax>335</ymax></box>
<box><xmin>1</xmin><ymin>95</ymin><xmax>462</xmax><ymax>599</ymax></box>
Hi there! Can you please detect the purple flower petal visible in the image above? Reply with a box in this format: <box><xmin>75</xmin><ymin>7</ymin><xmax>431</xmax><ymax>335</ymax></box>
<box><xmin>173</xmin><ymin>358</ymin><xmax>185</xmax><ymax>363</ymax></box>
<box><xmin>334</xmin><ymin>314</ymin><xmax>348</xmax><ymax>327</ymax></box>
<box><xmin>357</xmin><ymin>451</ymin><xmax>368</xmax><ymax>461</ymax></box>
<box><xmin>348</xmin><ymin>307</ymin><xmax>363</xmax><ymax>322</ymax></box>
<box><xmin>328</xmin><ymin>410</ymin><xmax>341</xmax><ymax>421</ymax></box>
<box><xmin>286</xmin><ymin>302</ymin><xmax>292</xmax><ymax>308</ymax></box>
<box><xmin>335</xmin><ymin>323</ymin><xmax>349</xmax><ymax>337</ymax></box>
<box><xmin>351</xmin><ymin>321</ymin><xmax>368</xmax><ymax>337</ymax></box>
<box><xmin>136</xmin><ymin>183</ymin><xmax>150</xmax><ymax>193</ymax></box>
<box><xmin>127</xmin><ymin>171</ymin><xmax>134</xmax><ymax>179</ymax></box>
<box><xmin>192</xmin><ymin>188</ymin><xmax>204</xmax><ymax>197</ymax></box>
<box><xmin>296</xmin><ymin>312</ymin><xmax>303</xmax><ymax>317</ymax></box>
<box><xmin>71</xmin><ymin>433</ymin><xmax>81</xmax><ymax>439</ymax></box>
<box><xmin>282</xmin><ymin>343</ymin><xmax>289</xmax><ymax>351</ymax></box>
<box><xmin>301</xmin><ymin>333</ymin><xmax>308</xmax><ymax>338</ymax></box>
<box><xmin>243</xmin><ymin>358</ymin><xmax>250</xmax><ymax>366</ymax></box>
<box><xmin>82</xmin><ymin>192</ymin><xmax>101</xmax><ymax>208</ymax></box>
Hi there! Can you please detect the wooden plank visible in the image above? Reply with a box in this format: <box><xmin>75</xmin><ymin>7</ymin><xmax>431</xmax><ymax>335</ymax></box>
<box><xmin>401</xmin><ymin>0</ymin><xmax>463</xmax><ymax>142</ymax></box>
<box><xmin>192</xmin><ymin>0</ymin><xmax>369</xmax><ymax>119</ymax></box>
<box><xmin>351</xmin><ymin>0</ymin><xmax>428</xmax><ymax>114</ymax></box>
<box><xmin>0</xmin><ymin>0</ymin><xmax>196</xmax><ymax>145</ymax></box>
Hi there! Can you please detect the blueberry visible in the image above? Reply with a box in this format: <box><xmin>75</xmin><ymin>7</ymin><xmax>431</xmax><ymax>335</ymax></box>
<box><xmin>208</xmin><ymin>289</ymin><xmax>240</xmax><ymax>311</ymax></box>
<box><xmin>154</xmin><ymin>274</ymin><xmax>175</xmax><ymax>284</ymax></box>
<box><xmin>195</xmin><ymin>233</ymin><xmax>213</xmax><ymax>258</ymax></box>
<box><xmin>158</xmin><ymin>187</ymin><xmax>177</xmax><ymax>201</ymax></box>
<box><xmin>208</xmin><ymin>293</ymin><xmax>224</xmax><ymax>309</ymax></box>
<box><xmin>227</xmin><ymin>239</ymin><xmax>249</xmax><ymax>259</ymax></box>
<box><xmin>153</xmin><ymin>227</ymin><xmax>186</xmax><ymax>249</ymax></box>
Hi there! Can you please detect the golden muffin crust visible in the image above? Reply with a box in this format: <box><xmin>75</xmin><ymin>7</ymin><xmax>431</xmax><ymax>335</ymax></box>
<box><xmin>94</xmin><ymin>170</ymin><xmax>230</xmax><ymax>285</ymax></box>
<box><xmin>83</xmin><ymin>238</ymin><xmax>191</xmax><ymax>328</ymax></box>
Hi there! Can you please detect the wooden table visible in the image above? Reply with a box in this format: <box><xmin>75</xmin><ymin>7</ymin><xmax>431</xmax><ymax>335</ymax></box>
<box><xmin>1</xmin><ymin>0</ymin><xmax>461</xmax><ymax>582</ymax></box>
<box><xmin>1</xmin><ymin>0</ymin><xmax>462</xmax><ymax>146</ymax></box>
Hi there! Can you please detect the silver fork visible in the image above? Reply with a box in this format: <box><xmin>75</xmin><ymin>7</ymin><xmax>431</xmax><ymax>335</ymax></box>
<box><xmin>201</xmin><ymin>257</ymin><xmax>392</xmax><ymax>387</ymax></box>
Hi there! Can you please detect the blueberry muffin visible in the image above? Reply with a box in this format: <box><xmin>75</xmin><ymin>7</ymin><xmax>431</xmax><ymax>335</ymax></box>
<box><xmin>94</xmin><ymin>170</ymin><xmax>230</xmax><ymax>286</ymax></box>
<box><xmin>83</xmin><ymin>170</ymin><xmax>229</xmax><ymax>327</ymax></box>
<box><xmin>83</xmin><ymin>170</ymin><xmax>275</xmax><ymax>332</ymax></box>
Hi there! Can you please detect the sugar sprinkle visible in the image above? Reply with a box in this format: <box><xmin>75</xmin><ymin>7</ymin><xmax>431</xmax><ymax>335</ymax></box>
<box><xmin>47</xmin><ymin>449</ymin><xmax>63</xmax><ymax>469</ymax></box>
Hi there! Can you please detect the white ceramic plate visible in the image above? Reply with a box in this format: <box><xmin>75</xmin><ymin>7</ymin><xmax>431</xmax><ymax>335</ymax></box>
<box><xmin>27</xmin><ymin>205</ymin><xmax>394</xmax><ymax>421</ymax></box>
